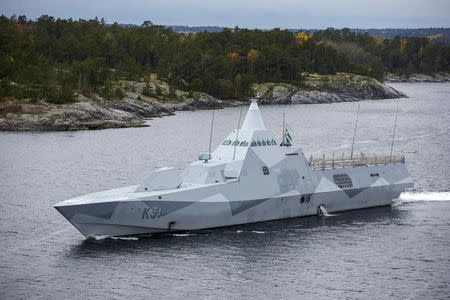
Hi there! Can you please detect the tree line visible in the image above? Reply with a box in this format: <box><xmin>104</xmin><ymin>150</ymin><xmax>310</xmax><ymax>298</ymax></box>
<box><xmin>0</xmin><ymin>15</ymin><xmax>449</xmax><ymax>103</ymax></box>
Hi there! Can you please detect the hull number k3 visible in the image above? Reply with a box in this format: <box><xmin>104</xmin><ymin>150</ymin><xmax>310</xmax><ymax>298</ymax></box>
<box><xmin>142</xmin><ymin>207</ymin><xmax>162</xmax><ymax>219</ymax></box>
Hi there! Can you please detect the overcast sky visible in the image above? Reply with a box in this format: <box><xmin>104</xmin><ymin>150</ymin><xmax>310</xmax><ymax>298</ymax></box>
<box><xmin>1</xmin><ymin>0</ymin><xmax>449</xmax><ymax>29</ymax></box>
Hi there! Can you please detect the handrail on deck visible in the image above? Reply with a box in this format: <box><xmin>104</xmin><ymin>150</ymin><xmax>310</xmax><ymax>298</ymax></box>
<box><xmin>309</xmin><ymin>152</ymin><xmax>405</xmax><ymax>170</ymax></box>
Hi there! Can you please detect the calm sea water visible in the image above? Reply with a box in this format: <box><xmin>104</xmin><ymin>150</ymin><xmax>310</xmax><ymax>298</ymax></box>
<box><xmin>0</xmin><ymin>83</ymin><xmax>449</xmax><ymax>299</ymax></box>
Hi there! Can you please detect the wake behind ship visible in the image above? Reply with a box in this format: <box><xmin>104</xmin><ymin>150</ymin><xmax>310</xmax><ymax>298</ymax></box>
<box><xmin>54</xmin><ymin>100</ymin><xmax>413</xmax><ymax>238</ymax></box>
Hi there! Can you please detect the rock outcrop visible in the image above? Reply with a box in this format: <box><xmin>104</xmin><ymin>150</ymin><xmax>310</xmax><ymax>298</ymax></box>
<box><xmin>0</xmin><ymin>101</ymin><xmax>145</xmax><ymax>131</ymax></box>
<box><xmin>252</xmin><ymin>73</ymin><xmax>406</xmax><ymax>105</ymax></box>
<box><xmin>384</xmin><ymin>72</ymin><xmax>450</xmax><ymax>83</ymax></box>
<box><xmin>0</xmin><ymin>86</ymin><xmax>235</xmax><ymax>131</ymax></box>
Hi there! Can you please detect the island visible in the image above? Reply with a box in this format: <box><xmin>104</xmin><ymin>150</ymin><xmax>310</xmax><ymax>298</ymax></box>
<box><xmin>0</xmin><ymin>72</ymin><xmax>408</xmax><ymax>131</ymax></box>
<box><xmin>1</xmin><ymin>16</ymin><xmax>448</xmax><ymax>131</ymax></box>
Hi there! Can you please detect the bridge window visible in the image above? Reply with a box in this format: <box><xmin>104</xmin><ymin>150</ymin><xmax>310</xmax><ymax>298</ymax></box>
<box><xmin>232</xmin><ymin>140</ymin><xmax>240</xmax><ymax>146</ymax></box>
<box><xmin>251</xmin><ymin>140</ymin><xmax>257</xmax><ymax>146</ymax></box>
<box><xmin>222</xmin><ymin>140</ymin><xmax>231</xmax><ymax>145</ymax></box>
<box><xmin>333</xmin><ymin>174</ymin><xmax>353</xmax><ymax>189</ymax></box>
<box><xmin>257</xmin><ymin>140</ymin><xmax>262</xmax><ymax>146</ymax></box>
<box><xmin>262</xmin><ymin>166</ymin><xmax>270</xmax><ymax>175</ymax></box>
<box><xmin>239</xmin><ymin>141</ymin><xmax>249</xmax><ymax>146</ymax></box>
<box><xmin>266</xmin><ymin>139</ymin><xmax>271</xmax><ymax>145</ymax></box>
<box><xmin>262</xmin><ymin>140</ymin><xmax>267</xmax><ymax>146</ymax></box>
<box><xmin>271</xmin><ymin>139</ymin><xmax>277</xmax><ymax>145</ymax></box>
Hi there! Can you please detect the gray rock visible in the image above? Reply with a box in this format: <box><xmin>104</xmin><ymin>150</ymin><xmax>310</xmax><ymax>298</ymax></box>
<box><xmin>291</xmin><ymin>91</ymin><xmax>357</xmax><ymax>104</ymax></box>
<box><xmin>252</xmin><ymin>73</ymin><xmax>406</xmax><ymax>105</ymax></box>
<box><xmin>107</xmin><ymin>98</ymin><xmax>172</xmax><ymax>118</ymax></box>
<box><xmin>0</xmin><ymin>100</ymin><xmax>146</xmax><ymax>131</ymax></box>
<box><xmin>384</xmin><ymin>72</ymin><xmax>450</xmax><ymax>83</ymax></box>
<box><xmin>0</xmin><ymin>90</ymin><xmax>235</xmax><ymax>131</ymax></box>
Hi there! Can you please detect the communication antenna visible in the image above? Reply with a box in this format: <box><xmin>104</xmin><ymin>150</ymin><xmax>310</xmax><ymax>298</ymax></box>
<box><xmin>281</xmin><ymin>113</ymin><xmax>285</xmax><ymax>146</ymax></box>
<box><xmin>232</xmin><ymin>106</ymin><xmax>244</xmax><ymax>160</ymax></box>
<box><xmin>208</xmin><ymin>108</ymin><xmax>215</xmax><ymax>154</ymax></box>
<box><xmin>350</xmin><ymin>104</ymin><xmax>360</xmax><ymax>160</ymax></box>
<box><xmin>389</xmin><ymin>103</ymin><xmax>399</xmax><ymax>162</ymax></box>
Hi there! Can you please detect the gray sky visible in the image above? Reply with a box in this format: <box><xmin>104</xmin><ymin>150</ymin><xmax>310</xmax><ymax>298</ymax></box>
<box><xmin>1</xmin><ymin>0</ymin><xmax>449</xmax><ymax>28</ymax></box>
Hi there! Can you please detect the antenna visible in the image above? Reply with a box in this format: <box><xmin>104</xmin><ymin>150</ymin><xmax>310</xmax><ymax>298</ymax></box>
<box><xmin>281</xmin><ymin>112</ymin><xmax>285</xmax><ymax>146</ymax></box>
<box><xmin>232</xmin><ymin>106</ymin><xmax>244</xmax><ymax>160</ymax></box>
<box><xmin>350</xmin><ymin>103</ymin><xmax>360</xmax><ymax>160</ymax></box>
<box><xmin>389</xmin><ymin>103</ymin><xmax>399</xmax><ymax>162</ymax></box>
<box><xmin>208</xmin><ymin>108</ymin><xmax>215</xmax><ymax>154</ymax></box>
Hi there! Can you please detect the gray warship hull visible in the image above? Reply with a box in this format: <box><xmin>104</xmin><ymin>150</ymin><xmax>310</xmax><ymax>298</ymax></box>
<box><xmin>54</xmin><ymin>101</ymin><xmax>413</xmax><ymax>238</ymax></box>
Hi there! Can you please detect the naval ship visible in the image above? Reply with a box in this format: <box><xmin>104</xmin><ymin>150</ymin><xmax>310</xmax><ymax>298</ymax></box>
<box><xmin>54</xmin><ymin>100</ymin><xmax>413</xmax><ymax>238</ymax></box>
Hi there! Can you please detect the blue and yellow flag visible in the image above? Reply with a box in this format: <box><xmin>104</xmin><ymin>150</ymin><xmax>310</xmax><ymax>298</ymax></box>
<box><xmin>285</xmin><ymin>129</ymin><xmax>293</xmax><ymax>145</ymax></box>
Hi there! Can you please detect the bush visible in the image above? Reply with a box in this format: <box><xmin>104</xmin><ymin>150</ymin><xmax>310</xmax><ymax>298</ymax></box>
<box><xmin>142</xmin><ymin>84</ymin><xmax>155</xmax><ymax>97</ymax></box>
<box><xmin>113</xmin><ymin>87</ymin><xmax>125</xmax><ymax>99</ymax></box>
<box><xmin>46</xmin><ymin>85</ymin><xmax>74</xmax><ymax>104</ymax></box>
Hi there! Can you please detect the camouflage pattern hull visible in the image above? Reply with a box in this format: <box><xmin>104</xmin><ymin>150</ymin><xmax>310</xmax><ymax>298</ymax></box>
<box><xmin>54</xmin><ymin>164</ymin><xmax>412</xmax><ymax>238</ymax></box>
<box><xmin>54</xmin><ymin>100</ymin><xmax>413</xmax><ymax>238</ymax></box>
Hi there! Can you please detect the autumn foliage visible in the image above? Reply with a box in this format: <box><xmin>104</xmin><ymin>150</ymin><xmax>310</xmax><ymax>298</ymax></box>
<box><xmin>0</xmin><ymin>15</ymin><xmax>449</xmax><ymax>101</ymax></box>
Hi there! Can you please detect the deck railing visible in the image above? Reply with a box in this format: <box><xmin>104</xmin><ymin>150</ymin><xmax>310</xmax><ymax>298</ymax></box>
<box><xmin>309</xmin><ymin>152</ymin><xmax>405</xmax><ymax>170</ymax></box>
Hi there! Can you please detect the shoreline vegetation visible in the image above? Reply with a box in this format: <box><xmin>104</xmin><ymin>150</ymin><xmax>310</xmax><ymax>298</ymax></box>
<box><xmin>0</xmin><ymin>72</ymin><xmax>406</xmax><ymax>131</ymax></box>
<box><xmin>0</xmin><ymin>15</ymin><xmax>449</xmax><ymax>131</ymax></box>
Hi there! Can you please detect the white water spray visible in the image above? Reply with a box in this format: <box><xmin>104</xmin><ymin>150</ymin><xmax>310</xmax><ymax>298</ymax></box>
<box><xmin>317</xmin><ymin>205</ymin><xmax>337</xmax><ymax>217</ymax></box>
<box><xmin>397</xmin><ymin>191</ymin><xmax>450</xmax><ymax>203</ymax></box>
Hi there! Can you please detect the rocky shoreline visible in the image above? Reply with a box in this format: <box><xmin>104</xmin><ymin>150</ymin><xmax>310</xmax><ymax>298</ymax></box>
<box><xmin>253</xmin><ymin>73</ymin><xmax>405</xmax><ymax>104</ymax></box>
<box><xmin>0</xmin><ymin>73</ymin><xmax>407</xmax><ymax>131</ymax></box>
<box><xmin>384</xmin><ymin>72</ymin><xmax>450</xmax><ymax>83</ymax></box>
<box><xmin>0</xmin><ymin>95</ymin><xmax>235</xmax><ymax>131</ymax></box>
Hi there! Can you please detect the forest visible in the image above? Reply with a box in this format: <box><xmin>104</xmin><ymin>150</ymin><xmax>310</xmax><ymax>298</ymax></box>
<box><xmin>1</xmin><ymin>15</ymin><xmax>449</xmax><ymax>103</ymax></box>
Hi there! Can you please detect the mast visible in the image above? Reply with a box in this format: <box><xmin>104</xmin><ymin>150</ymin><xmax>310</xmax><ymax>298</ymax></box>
<box><xmin>208</xmin><ymin>108</ymin><xmax>215</xmax><ymax>154</ymax></box>
<box><xmin>281</xmin><ymin>113</ymin><xmax>285</xmax><ymax>146</ymax></box>
<box><xmin>389</xmin><ymin>103</ymin><xmax>399</xmax><ymax>162</ymax></box>
<box><xmin>350</xmin><ymin>104</ymin><xmax>360</xmax><ymax>160</ymax></box>
<box><xmin>232</xmin><ymin>106</ymin><xmax>244</xmax><ymax>160</ymax></box>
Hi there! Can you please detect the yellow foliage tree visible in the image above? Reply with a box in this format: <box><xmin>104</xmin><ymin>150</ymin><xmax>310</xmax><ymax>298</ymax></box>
<box><xmin>228</xmin><ymin>52</ymin><xmax>240</xmax><ymax>85</ymax></box>
<box><xmin>178</xmin><ymin>34</ymin><xmax>186</xmax><ymax>44</ymax></box>
<box><xmin>295</xmin><ymin>32</ymin><xmax>310</xmax><ymax>46</ymax></box>
<box><xmin>427</xmin><ymin>33</ymin><xmax>444</xmax><ymax>41</ymax></box>
<box><xmin>247</xmin><ymin>49</ymin><xmax>259</xmax><ymax>73</ymax></box>
<box><xmin>229</xmin><ymin>52</ymin><xmax>239</xmax><ymax>64</ymax></box>
<box><xmin>399</xmin><ymin>38</ymin><xmax>407</xmax><ymax>55</ymax></box>
<box><xmin>373</xmin><ymin>35</ymin><xmax>384</xmax><ymax>45</ymax></box>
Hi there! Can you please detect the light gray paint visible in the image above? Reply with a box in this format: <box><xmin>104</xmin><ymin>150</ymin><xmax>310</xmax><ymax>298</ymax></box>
<box><xmin>54</xmin><ymin>100</ymin><xmax>414</xmax><ymax>238</ymax></box>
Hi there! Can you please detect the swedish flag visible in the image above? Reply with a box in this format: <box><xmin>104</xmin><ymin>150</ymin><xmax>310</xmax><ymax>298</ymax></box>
<box><xmin>285</xmin><ymin>129</ymin><xmax>292</xmax><ymax>145</ymax></box>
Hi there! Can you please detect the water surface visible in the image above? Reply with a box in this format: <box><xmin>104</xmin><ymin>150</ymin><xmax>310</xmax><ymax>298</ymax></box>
<box><xmin>0</xmin><ymin>83</ymin><xmax>449</xmax><ymax>299</ymax></box>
